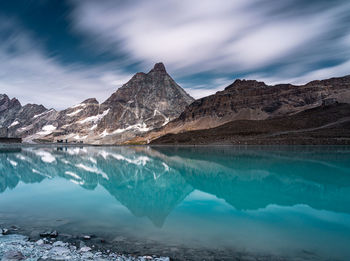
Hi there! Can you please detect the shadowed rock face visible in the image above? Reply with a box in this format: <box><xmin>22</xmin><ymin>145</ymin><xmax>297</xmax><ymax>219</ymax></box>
<box><xmin>46</xmin><ymin>62</ymin><xmax>193</xmax><ymax>144</ymax></box>
<box><xmin>0</xmin><ymin>94</ymin><xmax>22</xmax><ymax>128</ymax></box>
<box><xmin>178</xmin><ymin>77</ymin><xmax>348</xmax><ymax>127</ymax></box>
<box><xmin>0</xmin><ymin>94</ymin><xmax>57</xmax><ymax>138</ymax></box>
<box><xmin>151</xmin><ymin>103</ymin><xmax>350</xmax><ymax>145</ymax></box>
<box><xmin>179</xmin><ymin>76</ymin><xmax>350</xmax><ymax>123</ymax></box>
<box><xmin>127</xmin><ymin>75</ymin><xmax>350</xmax><ymax>144</ymax></box>
<box><xmin>96</xmin><ymin>63</ymin><xmax>194</xmax><ymax>139</ymax></box>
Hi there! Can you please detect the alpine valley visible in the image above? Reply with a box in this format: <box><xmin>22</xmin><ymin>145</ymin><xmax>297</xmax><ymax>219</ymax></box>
<box><xmin>1</xmin><ymin>63</ymin><xmax>350</xmax><ymax>145</ymax></box>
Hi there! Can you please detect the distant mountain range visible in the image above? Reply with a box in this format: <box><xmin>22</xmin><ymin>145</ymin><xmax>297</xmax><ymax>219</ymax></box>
<box><xmin>0</xmin><ymin>63</ymin><xmax>193</xmax><ymax>144</ymax></box>
<box><xmin>0</xmin><ymin>63</ymin><xmax>349</xmax><ymax>144</ymax></box>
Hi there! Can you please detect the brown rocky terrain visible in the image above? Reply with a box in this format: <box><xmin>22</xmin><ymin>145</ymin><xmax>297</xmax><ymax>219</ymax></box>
<box><xmin>151</xmin><ymin>103</ymin><xmax>350</xmax><ymax>145</ymax></box>
<box><xmin>129</xmin><ymin>75</ymin><xmax>350</xmax><ymax>144</ymax></box>
<box><xmin>1</xmin><ymin>66</ymin><xmax>349</xmax><ymax>145</ymax></box>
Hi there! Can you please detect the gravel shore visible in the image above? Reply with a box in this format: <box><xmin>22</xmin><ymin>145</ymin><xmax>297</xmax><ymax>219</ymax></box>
<box><xmin>0</xmin><ymin>234</ymin><xmax>170</xmax><ymax>261</ymax></box>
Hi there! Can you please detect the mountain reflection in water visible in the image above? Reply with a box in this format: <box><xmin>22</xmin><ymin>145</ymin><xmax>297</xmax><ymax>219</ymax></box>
<box><xmin>1</xmin><ymin>145</ymin><xmax>350</xmax><ymax>228</ymax></box>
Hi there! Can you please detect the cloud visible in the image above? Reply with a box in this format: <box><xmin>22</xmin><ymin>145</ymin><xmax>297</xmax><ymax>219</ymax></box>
<box><xmin>70</xmin><ymin>0</ymin><xmax>350</xmax><ymax>79</ymax></box>
<box><xmin>1</xmin><ymin>0</ymin><xmax>349</xmax><ymax>109</ymax></box>
<box><xmin>247</xmin><ymin>59</ymin><xmax>350</xmax><ymax>86</ymax></box>
<box><xmin>0</xmin><ymin>17</ymin><xmax>132</xmax><ymax>109</ymax></box>
<box><xmin>183</xmin><ymin>78</ymin><xmax>232</xmax><ymax>99</ymax></box>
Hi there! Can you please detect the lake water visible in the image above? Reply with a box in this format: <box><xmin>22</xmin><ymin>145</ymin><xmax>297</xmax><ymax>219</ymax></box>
<box><xmin>0</xmin><ymin>145</ymin><xmax>350</xmax><ymax>260</ymax></box>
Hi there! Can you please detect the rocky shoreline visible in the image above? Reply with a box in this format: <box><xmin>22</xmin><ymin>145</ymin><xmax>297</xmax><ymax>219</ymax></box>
<box><xmin>0</xmin><ymin>225</ymin><xmax>327</xmax><ymax>261</ymax></box>
<box><xmin>0</xmin><ymin>226</ymin><xmax>170</xmax><ymax>261</ymax></box>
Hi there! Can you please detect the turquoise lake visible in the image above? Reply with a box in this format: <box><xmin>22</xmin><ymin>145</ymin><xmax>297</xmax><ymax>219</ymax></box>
<box><xmin>0</xmin><ymin>145</ymin><xmax>350</xmax><ymax>260</ymax></box>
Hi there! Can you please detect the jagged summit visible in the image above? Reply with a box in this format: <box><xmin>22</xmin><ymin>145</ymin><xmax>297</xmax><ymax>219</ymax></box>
<box><xmin>81</xmin><ymin>98</ymin><xmax>99</xmax><ymax>104</ymax></box>
<box><xmin>225</xmin><ymin>79</ymin><xmax>267</xmax><ymax>90</ymax></box>
<box><xmin>1</xmin><ymin>72</ymin><xmax>350</xmax><ymax>145</ymax></box>
<box><xmin>151</xmin><ymin>62</ymin><xmax>166</xmax><ymax>72</ymax></box>
<box><xmin>98</xmin><ymin>63</ymin><xmax>194</xmax><ymax>142</ymax></box>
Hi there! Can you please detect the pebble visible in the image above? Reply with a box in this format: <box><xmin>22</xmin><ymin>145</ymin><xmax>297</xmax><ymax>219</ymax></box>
<box><xmin>1</xmin><ymin>228</ymin><xmax>10</xmax><ymax>235</ymax></box>
<box><xmin>36</xmin><ymin>239</ymin><xmax>44</xmax><ymax>245</ymax></box>
<box><xmin>10</xmin><ymin>225</ymin><xmax>19</xmax><ymax>231</ymax></box>
<box><xmin>79</xmin><ymin>246</ymin><xmax>92</xmax><ymax>252</ymax></box>
<box><xmin>39</xmin><ymin>230</ymin><xmax>58</xmax><ymax>238</ymax></box>
<box><xmin>52</xmin><ymin>241</ymin><xmax>67</xmax><ymax>247</ymax></box>
<box><xmin>49</xmin><ymin>246</ymin><xmax>71</xmax><ymax>256</ymax></box>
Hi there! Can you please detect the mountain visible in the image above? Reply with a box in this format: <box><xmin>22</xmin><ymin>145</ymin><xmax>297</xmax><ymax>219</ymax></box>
<box><xmin>0</xmin><ymin>94</ymin><xmax>22</xmax><ymax>127</ymax></box>
<box><xmin>0</xmin><ymin>94</ymin><xmax>58</xmax><ymax>139</ymax></box>
<box><xmin>1</xmin><ymin>67</ymin><xmax>349</xmax><ymax>145</ymax></box>
<box><xmin>93</xmin><ymin>62</ymin><xmax>194</xmax><ymax>143</ymax></box>
<box><xmin>0</xmin><ymin>63</ymin><xmax>194</xmax><ymax>144</ymax></box>
<box><xmin>151</xmin><ymin>103</ymin><xmax>350</xmax><ymax>145</ymax></box>
<box><xmin>130</xmin><ymin>75</ymin><xmax>350</xmax><ymax>144</ymax></box>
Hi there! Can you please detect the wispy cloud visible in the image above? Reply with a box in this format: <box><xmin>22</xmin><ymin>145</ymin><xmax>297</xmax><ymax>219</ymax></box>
<box><xmin>70</xmin><ymin>0</ymin><xmax>350</xmax><ymax>82</ymax></box>
<box><xmin>0</xmin><ymin>17</ymin><xmax>131</xmax><ymax>109</ymax></box>
<box><xmin>1</xmin><ymin>0</ymin><xmax>349</xmax><ymax>108</ymax></box>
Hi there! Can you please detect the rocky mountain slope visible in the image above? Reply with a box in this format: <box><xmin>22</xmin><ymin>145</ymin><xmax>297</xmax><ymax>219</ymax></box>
<box><xmin>151</xmin><ymin>103</ymin><xmax>350</xmax><ymax>145</ymax></box>
<box><xmin>129</xmin><ymin>75</ymin><xmax>350</xmax><ymax>144</ymax></box>
<box><xmin>1</xmin><ymin>66</ymin><xmax>349</xmax><ymax>145</ymax></box>
<box><xmin>0</xmin><ymin>63</ymin><xmax>194</xmax><ymax>144</ymax></box>
<box><xmin>0</xmin><ymin>94</ymin><xmax>58</xmax><ymax>139</ymax></box>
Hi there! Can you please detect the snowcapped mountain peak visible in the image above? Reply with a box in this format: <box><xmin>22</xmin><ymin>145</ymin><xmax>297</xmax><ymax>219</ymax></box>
<box><xmin>1</xmin><ymin>63</ymin><xmax>193</xmax><ymax>144</ymax></box>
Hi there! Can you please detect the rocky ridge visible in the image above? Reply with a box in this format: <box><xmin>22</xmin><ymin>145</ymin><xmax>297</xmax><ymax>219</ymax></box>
<box><xmin>151</xmin><ymin>103</ymin><xmax>350</xmax><ymax>145</ymax></box>
<box><xmin>0</xmin><ymin>63</ymin><xmax>194</xmax><ymax>144</ymax></box>
<box><xmin>129</xmin><ymin>75</ymin><xmax>350</xmax><ymax>144</ymax></box>
<box><xmin>1</xmin><ymin>67</ymin><xmax>349</xmax><ymax>145</ymax></box>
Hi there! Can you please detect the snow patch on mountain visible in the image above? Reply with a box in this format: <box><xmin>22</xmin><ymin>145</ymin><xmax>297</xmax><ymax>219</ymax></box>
<box><xmin>72</xmin><ymin>103</ymin><xmax>87</xmax><ymax>108</ymax></box>
<box><xmin>67</xmin><ymin>109</ymin><xmax>82</xmax><ymax>116</ymax></box>
<box><xmin>9</xmin><ymin>120</ymin><xmax>19</xmax><ymax>127</ymax></box>
<box><xmin>37</xmin><ymin>125</ymin><xmax>56</xmax><ymax>135</ymax></box>
<box><xmin>33</xmin><ymin>109</ymin><xmax>54</xmax><ymax>119</ymax></box>
<box><xmin>112</xmin><ymin>123</ymin><xmax>150</xmax><ymax>134</ymax></box>
<box><xmin>79</xmin><ymin>109</ymin><xmax>109</xmax><ymax>124</ymax></box>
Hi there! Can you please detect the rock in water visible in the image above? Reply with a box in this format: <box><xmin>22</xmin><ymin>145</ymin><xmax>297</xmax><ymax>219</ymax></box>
<box><xmin>79</xmin><ymin>246</ymin><xmax>92</xmax><ymax>252</ymax></box>
<box><xmin>1</xmin><ymin>228</ymin><xmax>9</xmax><ymax>235</ymax></box>
<box><xmin>39</xmin><ymin>230</ymin><xmax>58</xmax><ymax>238</ymax></box>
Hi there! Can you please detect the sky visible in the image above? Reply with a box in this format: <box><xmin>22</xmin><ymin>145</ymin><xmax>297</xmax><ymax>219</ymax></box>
<box><xmin>0</xmin><ymin>0</ymin><xmax>349</xmax><ymax>109</ymax></box>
